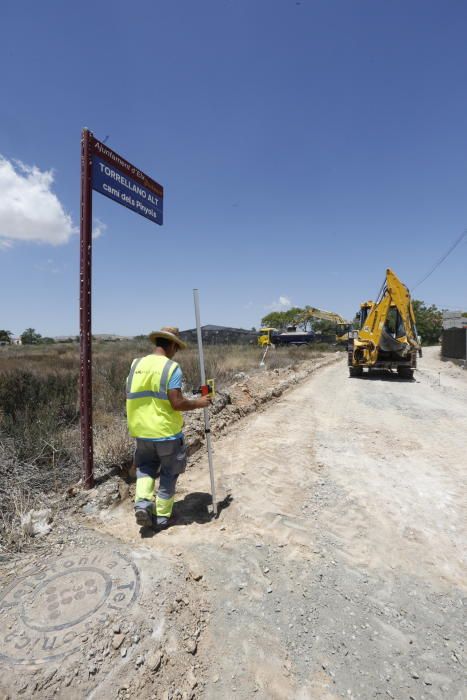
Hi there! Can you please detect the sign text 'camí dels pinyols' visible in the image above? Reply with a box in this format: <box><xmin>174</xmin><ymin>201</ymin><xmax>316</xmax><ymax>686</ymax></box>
<box><xmin>91</xmin><ymin>137</ymin><xmax>163</xmax><ymax>225</ymax></box>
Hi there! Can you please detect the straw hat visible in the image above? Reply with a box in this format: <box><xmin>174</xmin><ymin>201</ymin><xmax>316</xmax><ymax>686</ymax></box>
<box><xmin>148</xmin><ymin>326</ymin><xmax>187</xmax><ymax>349</ymax></box>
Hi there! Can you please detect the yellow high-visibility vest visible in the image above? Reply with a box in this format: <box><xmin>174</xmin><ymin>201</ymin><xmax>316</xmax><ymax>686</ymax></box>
<box><xmin>126</xmin><ymin>355</ymin><xmax>183</xmax><ymax>439</ymax></box>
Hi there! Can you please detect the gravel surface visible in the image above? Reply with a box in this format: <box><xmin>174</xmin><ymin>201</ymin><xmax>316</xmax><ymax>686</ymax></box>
<box><xmin>1</xmin><ymin>348</ymin><xmax>465</xmax><ymax>699</ymax></box>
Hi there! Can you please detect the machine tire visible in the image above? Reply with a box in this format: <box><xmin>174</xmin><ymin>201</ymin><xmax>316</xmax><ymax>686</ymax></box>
<box><xmin>397</xmin><ymin>366</ymin><xmax>414</xmax><ymax>380</ymax></box>
<box><xmin>349</xmin><ymin>366</ymin><xmax>363</xmax><ymax>378</ymax></box>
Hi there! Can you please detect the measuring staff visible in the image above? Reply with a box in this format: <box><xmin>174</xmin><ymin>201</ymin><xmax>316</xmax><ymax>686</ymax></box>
<box><xmin>193</xmin><ymin>289</ymin><xmax>218</xmax><ymax>517</ymax></box>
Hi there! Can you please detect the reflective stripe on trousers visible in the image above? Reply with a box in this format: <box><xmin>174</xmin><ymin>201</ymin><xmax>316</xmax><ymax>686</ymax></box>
<box><xmin>134</xmin><ymin>475</ymin><xmax>176</xmax><ymax>522</ymax></box>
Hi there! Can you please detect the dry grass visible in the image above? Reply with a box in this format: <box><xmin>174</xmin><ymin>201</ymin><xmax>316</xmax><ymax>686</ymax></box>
<box><xmin>0</xmin><ymin>441</ymin><xmax>62</xmax><ymax>552</ymax></box>
<box><xmin>0</xmin><ymin>339</ymin><xmax>336</xmax><ymax>550</ymax></box>
<box><xmin>92</xmin><ymin>414</ymin><xmax>134</xmax><ymax>474</ymax></box>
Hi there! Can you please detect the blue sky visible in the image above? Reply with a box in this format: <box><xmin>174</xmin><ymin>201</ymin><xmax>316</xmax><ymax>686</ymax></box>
<box><xmin>1</xmin><ymin>0</ymin><xmax>466</xmax><ymax>336</ymax></box>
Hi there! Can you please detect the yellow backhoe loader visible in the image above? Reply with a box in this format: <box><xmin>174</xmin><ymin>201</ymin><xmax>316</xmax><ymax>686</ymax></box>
<box><xmin>348</xmin><ymin>269</ymin><xmax>420</xmax><ymax>379</ymax></box>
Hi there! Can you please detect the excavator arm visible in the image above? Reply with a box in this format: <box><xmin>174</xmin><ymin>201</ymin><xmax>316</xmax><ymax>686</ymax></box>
<box><xmin>385</xmin><ymin>269</ymin><xmax>419</xmax><ymax>348</ymax></box>
<box><xmin>294</xmin><ymin>307</ymin><xmax>351</xmax><ymax>345</ymax></box>
<box><xmin>296</xmin><ymin>307</ymin><xmax>349</xmax><ymax>326</ymax></box>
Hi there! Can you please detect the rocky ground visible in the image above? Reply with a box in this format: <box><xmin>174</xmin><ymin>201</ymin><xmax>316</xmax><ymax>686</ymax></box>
<box><xmin>0</xmin><ymin>348</ymin><xmax>465</xmax><ymax>699</ymax></box>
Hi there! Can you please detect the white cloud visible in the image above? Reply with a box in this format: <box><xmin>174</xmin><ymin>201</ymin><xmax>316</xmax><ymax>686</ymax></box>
<box><xmin>265</xmin><ymin>295</ymin><xmax>292</xmax><ymax>311</ymax></box>
<box><xmin>92</xmin><ymin>218</ymin><xmax>107</xmax><ymax>239</ymax></box>
<box><xmin>0</xmin><ymin>155</ymin><xmax>75</xmax><ymax>247</ymax></box>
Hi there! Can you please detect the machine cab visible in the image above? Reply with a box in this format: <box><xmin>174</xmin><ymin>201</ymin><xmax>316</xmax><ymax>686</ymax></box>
<box><xmin>258</xmin><ymin>328</ymin><xmax>277</xmax><ymax>347</ymax></box>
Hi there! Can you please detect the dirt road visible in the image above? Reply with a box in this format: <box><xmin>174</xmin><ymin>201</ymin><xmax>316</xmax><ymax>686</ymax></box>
<box><xmin>1</xmin><ymin>348</ymin><xmax>465</xmax><ymax>698</ymax></box>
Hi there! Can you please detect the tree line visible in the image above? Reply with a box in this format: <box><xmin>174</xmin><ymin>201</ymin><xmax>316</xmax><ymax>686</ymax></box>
<box><xmin>0</xmin><ymin>329</ymin><xmax>75</xmax><ymax>345</ymax></box>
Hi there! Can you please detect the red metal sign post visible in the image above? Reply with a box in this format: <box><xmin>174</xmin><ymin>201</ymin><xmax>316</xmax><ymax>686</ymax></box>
<box><xmin>79</xmin><ymin>128</ymin><xmax>164</xmax><ymax>489</ymax></box>
<box><xmin>79</xmin><ymin>128</ymin><xmax>94</xmax><ymax>489</ymax></box>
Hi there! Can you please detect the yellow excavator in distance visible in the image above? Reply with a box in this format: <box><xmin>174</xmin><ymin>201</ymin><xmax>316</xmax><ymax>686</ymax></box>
<box><xmin>348</xmin><ymin>269</ymin><xmax>420</xmax><ymax>379</ymax></box>
<box><xmin>258</xmin><ymin>308</ymin><xmax>351</xmax><ymax>348</ymax></box>
<box><xmin>294</xmin><ymin>307</ymin><xmax>352</xmax><ymax>346</ymax></box>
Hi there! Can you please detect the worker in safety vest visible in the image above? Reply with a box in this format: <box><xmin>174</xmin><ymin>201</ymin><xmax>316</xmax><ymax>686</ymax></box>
<box><xmin>126</xmin><ymin>327</ymin><xmax>211</xmax><ymax>530</ymax></box>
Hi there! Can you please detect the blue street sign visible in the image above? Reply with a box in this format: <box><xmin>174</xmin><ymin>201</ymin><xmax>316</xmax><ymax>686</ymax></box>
<box><xmin>92</xmin><ymin>155</ymin><xmax>163</xmax><ymax>225</ymax></box>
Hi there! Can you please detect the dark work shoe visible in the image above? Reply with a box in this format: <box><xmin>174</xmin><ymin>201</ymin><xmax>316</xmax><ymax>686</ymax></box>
<box><xmin>135</xmin><ymin>506</ymin><xmax>152</xmax><ymax>528</ymax></box>
<box><xmin>152</xmin><ymin>516</ymin><xmax>169</xmax><ymax>532</ymax></box>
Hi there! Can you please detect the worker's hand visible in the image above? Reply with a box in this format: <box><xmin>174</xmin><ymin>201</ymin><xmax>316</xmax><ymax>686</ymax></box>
<box><xmin>198</xmin><ymin>395</ymin><xmax>212</xmax><ymax>408</ymax></box>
